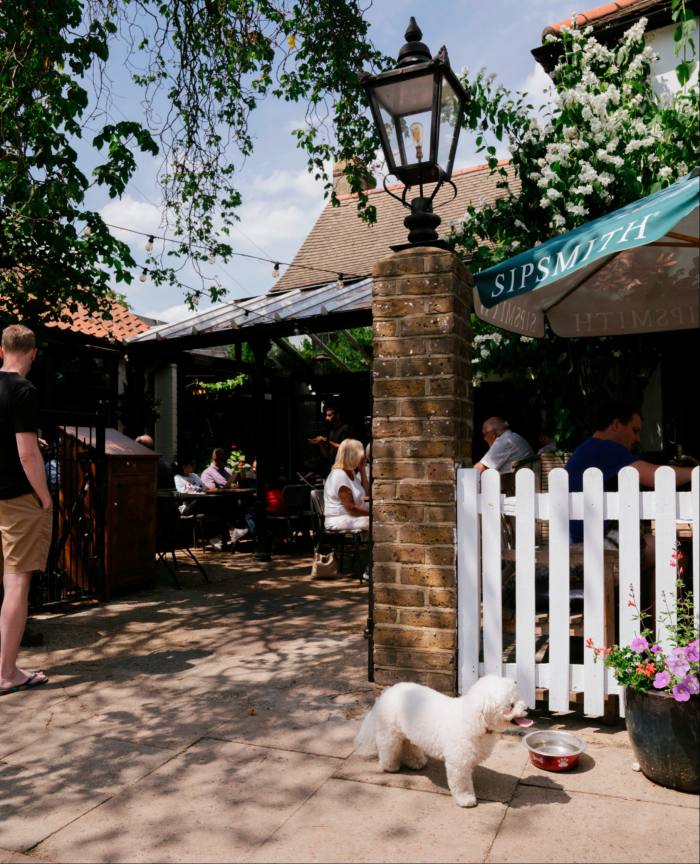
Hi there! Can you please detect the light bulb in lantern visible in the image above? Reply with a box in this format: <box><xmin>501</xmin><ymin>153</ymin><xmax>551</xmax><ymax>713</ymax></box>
<box><xmin>409</xmin><ymin>122</ymin><xmax>424</xmax><ymax>161</ymax></box>
<box><xmin>139</xmin><ymin>269</ymin><xmax>147</xmax><ymax>283</ymax></box>
<box><xmin>145</xmin><ymin>235</ymin><xmax>154</xmax><ymax>253</ymax></box>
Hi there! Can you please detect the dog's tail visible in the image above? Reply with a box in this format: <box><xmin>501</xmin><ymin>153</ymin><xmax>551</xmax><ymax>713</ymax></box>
<box><xmin>353</xmin><ymin>705</ymin><xmax>378</xmax><ymax>756</ymax></box>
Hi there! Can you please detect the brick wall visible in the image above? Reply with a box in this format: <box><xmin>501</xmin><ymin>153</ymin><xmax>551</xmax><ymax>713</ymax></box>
<box><xmin>371</xmin><ymin>247</ymin><xmax>473</xmax><ymax>694</ymax></box>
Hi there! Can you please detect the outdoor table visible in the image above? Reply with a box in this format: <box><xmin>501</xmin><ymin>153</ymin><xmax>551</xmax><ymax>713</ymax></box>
<box><xmin>163</xmin><ymin>488</ymin><xmax>255</xmax><ymax>539</ymax></box>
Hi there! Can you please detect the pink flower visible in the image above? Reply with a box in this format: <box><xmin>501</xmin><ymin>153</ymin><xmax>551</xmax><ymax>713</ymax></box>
<box><xmin>653</xmin><ymin>670</ymin><xmax>671</xmax><ymax>689</ymax></box>
<box><xmin>668</xmin><ymin>649</ymin><xmax>690</xmax><ymax>678</ymax></box>
<box><xmin>683</xmin><ymin>675</ymin><xmax>700</xmax><ymax>695</ymax></box>
<box><xmin>673</xmin><ymin>682</ymin><xmax>691</xmax><ymax>702</ymax></box>
<box><xmin>630</xmin><ymin>636</ymin><xmax>648</xmax><ymax>653</ymax></box>
<box><xmin>686</xmin><ymin>640</ymin><xmax>699</xmax><ymax>663</ymax></box>
<box><xmin>650</xmin><ymin>643</ymin><xmax>663</xmax><ymax>654</ymax></box>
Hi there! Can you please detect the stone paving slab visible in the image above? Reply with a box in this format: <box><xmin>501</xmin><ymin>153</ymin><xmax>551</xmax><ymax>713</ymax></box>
<box><xmin>1</xmin><ymin>731</ymin><xmax>177</xmax><ymax>851</ymax></box>
<box><xmin>210</xmin><ymin>704</ymin><xmax>358</xmax><ymax>759</ymax></box>
<box><xmin>35</xmin><ymin>738</ymin><xmax>342</xmax><ymax>864</ymax></box>
<box><xmin>0</xmin><ymin>693</ymin><xmax>93</xmax><ymax>760</ymax></box>
<box><xmin>6</xmin><ymin>553</ymin><xmax>696</xmax><ymax>864</ymax></box>
<box><xmin>335</xmin><ymin>733</ymin><xmax>529</xmax><ymax>804</ymax></box>
<box><xmin>0</xmin><ymin>850</ymin><xmax>49</xmax><ymax>864</ymax></box>
<box><xmin>247</xmin><ymin>777</ymin><xmax>506</xmax><ymax>863</ymax></box>
<box><xmin>520</xmin><ymin>741</ymin><xmax>700</xmax><ymax>808</ymax></box>
<box><xmin>486</xmin><ymin>784</ymin><xmax>700</xmax><ymax>863</ymax></box>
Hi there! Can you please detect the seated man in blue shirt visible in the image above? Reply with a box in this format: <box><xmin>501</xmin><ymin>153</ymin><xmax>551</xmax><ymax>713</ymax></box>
<box><xmin>566</xmin><ymin>401</ymin><xmax>693</xmax><ymax>577</ymax></box>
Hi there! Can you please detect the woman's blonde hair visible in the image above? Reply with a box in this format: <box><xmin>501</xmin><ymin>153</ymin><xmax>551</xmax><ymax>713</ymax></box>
<box><xmin>332</xmin><ymin>438</ymin><xmax>365</xmax><ymax>471</ymax></box>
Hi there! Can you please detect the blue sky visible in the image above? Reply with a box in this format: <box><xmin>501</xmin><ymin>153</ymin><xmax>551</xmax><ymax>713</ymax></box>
<box><xmin>94</xmin><ymin>0</ymin><xmax>579</xmax><ymax>322</ymax></box>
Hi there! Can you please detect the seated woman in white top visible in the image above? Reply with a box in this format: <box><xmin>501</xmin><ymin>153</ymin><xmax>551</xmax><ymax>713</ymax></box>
<box><xmin>323</xmin><ymin>439</ymin><xmax>369</xmax><ymax>532</ymax></box>
<box><xmin>173</xmin><ymin>460</ymin><xmax>206</xmax><ymax>494</ymax></box>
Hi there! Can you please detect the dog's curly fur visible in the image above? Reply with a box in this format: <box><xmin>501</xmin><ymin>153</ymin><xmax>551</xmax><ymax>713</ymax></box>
<box><xmin>354</xmin><ymin>675</ymin><xmax>529</xmax><ymax>807</ymax></box>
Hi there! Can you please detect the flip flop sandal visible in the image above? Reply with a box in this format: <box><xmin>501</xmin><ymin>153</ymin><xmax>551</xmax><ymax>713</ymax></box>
<box><xmin>0</xmin><ymin>671</ymin><xmax>48</xmax><ymax>696</ymax></box>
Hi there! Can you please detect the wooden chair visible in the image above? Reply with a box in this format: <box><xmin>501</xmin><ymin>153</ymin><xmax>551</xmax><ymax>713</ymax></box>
<box><xmin>156</xmin><ymin>495</ymin><xmax>210</xmax><ymax>587</ymax></box>
<box><xmin>309</xmin><ymin>489</ymin><xmax>367</xmax><ymax>578</ymax></box>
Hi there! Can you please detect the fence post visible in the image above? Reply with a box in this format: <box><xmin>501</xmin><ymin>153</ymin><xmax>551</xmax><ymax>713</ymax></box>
<box><xmin>548</xmin><ymin>467</ymin><xmax>571</xmax><ymax>712</ymax></box>
<box><xmin>457</xmin><ymin>468</ymin><xmax>480</xmax><ymax>693</ymax></box>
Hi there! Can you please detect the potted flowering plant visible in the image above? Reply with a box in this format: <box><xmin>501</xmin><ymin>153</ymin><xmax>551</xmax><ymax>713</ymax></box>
<box><xmin>588</xmin><ymin>549</ymin><xmax>699</xmax><ymax>793</ymax></box>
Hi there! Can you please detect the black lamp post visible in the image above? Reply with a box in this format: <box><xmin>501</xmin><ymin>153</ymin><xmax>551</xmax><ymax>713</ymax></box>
<box><xmin>360</xmin><ymin>18</ymin><xmax>468</xmax><ymax>250</ymax></box>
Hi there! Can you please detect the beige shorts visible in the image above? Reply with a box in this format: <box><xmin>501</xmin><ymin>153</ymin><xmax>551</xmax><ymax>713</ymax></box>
<box><xmin>0</xmin><ymin>493</ymin><xmax>53</xmax><ymax>574</ymax></box>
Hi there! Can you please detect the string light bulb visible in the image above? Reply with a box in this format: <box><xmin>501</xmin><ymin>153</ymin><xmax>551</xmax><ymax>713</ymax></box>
<box><xmin>272</xmin><ymin>262</ymin><xmax>280</xmax><ymax>279</ymax></box>
<box><xmin>145</xmin><ymin>235</ymin><xmax>154</xmax><ymax>253</ymax></box>
<box><xmin>336</xmin><ymin>273</ymin><xmax>345</xmax><ymax>291</ymax></box>
<box><xmin>82</xmin><ymin>225</ymin><xmax>91</xmax><ymax>237</ymax></box>
<box><xmin>207</xmin><ymin>251</ymin><xmax>216</xmax><ymax>264</ymax></box>
<box><xmin>139</xmin><ymin>268</ymin><xmax>148</xmax><ymax>283</ymax></box>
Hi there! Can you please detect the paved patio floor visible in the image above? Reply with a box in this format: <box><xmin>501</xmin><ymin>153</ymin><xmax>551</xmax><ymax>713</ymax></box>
<box><xmin>2</xmin><ymin>550</ymin><xmax>698</xmax><ymax>863</ymax></box>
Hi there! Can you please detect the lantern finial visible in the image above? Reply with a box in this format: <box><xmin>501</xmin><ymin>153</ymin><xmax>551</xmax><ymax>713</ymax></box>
<box><xmin>397</xmin><ymin>18</ymin><xmax>431</xmax><ymax>67</ymax></box>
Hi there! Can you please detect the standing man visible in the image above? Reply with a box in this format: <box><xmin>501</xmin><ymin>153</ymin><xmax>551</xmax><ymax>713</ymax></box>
<box><xmin>308</xmin><ymin>403</ymin><xmax>352</xmax><ymax>471</ymax></box>
<box><xmin>474</xmin><ymin>417</ymin><xmax>534</xmax><ymax>475</ymax></box>
<box><xmin>0</xmin><ymin>325</ymin><xmax>52</xmax><ymax>695</ymax></box>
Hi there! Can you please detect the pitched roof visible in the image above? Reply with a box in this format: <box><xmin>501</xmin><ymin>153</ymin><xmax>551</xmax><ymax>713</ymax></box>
<box><xmin>273</xmin><ymin>161</ymin><xmax>513</xmax><ymax>293</ymax></box>
<box><xmin>534</xmin><ymin>1</ymin><xmax>683</xmax><ymax>72</ymax></box>
<box><xmin>545</xmin><ymin>0</ymin><xmax>647</xmax><ymax>34</ymax></box>
<box><xmin>45</xmin><ymin>300</ymin><xmax>152</xmax><ymax>343</ymax></box>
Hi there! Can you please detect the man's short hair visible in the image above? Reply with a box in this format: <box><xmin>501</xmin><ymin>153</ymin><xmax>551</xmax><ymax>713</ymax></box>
<box><xmin>212</xmin><ymin>447</ymin><xmax>227</xmax><ymax>460</ymax></box>
<box><xmin>594</xmin><ymin>401</ymin><xmax>642</xmax><ymax>431</ymax></box>
<box><xmin>483</xmin><ymin>416</ymin><xmax>508</xmax><ymax>434</ymax></box>
<box><xmin>1</xmin><ymin>324</ymin><xmax>36</xmax><ymax>354</ymax></box>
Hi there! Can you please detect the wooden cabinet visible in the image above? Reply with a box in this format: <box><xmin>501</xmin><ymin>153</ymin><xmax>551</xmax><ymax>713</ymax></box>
<box><xmin>60</xmin><ymin>427</ymin><xmax>158</xmax><ymax>598</ymax></box>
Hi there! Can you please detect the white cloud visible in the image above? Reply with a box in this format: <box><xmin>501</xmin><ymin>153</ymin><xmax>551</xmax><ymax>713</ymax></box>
<box><xmin>247</xmin><ymin>164</ymin><xmax>329</xmax><ymax>200</ymax></box>
<box><xmin>518</xmin><ymin>61</ymin><xmax>555</xmax><ymax>116</ymax></box>
<box><xmin>100</xmin><ymin>195</ymin><xmax>163</xmax><ymax>244</ymax></box>
<box><xmin>237</xmin><ymin>197</ymin><xmax>325</xmax><ymax>245</ymax></box>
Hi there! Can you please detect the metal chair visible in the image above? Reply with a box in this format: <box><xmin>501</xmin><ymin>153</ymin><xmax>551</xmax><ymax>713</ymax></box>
<box><xmin>309</xmin><ymin>488</ymin><xmax>367</xmax><ymax>578</ymax></box>
<box><xmin>156</xmin><ymin>495</ymin><xmax>210</xmax><ymax>587</ymax></box>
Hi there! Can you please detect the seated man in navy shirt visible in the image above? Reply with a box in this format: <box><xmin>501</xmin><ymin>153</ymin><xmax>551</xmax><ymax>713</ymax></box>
<box><xmin>566</xmin><ymin>401</ymin><xmax>693</xmax><ymax>575</ymax></box>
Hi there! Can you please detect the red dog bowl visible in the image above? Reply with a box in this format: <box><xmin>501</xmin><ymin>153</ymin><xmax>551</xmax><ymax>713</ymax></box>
<box><xmin>522</xmin><ymin>730</ymin><xmax>586</xmax><ymax>771</ymax></box>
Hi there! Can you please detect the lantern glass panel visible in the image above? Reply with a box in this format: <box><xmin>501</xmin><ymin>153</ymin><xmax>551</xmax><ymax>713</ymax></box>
<box><xmin>436</xmin><ymin>77</ymin><xmax>462</xmax><ymax>174</ymax></box>
<box><xmin>373</xmin><ymin>74</ymin><xmax>435</xmax><ymax>172</ymax></box>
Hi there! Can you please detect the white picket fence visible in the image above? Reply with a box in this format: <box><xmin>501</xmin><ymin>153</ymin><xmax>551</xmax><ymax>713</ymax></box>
<box><xmin>456</xmin><ymin>465</ymin><xmax>699</xmax><ymax>717</ymax></box>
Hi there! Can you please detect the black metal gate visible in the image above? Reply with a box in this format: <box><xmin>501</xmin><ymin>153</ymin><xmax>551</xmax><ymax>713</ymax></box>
<box><xmin>31</xmin><ymin>411</ymin><xmax>106</xmax><ymax>610</ymax></box>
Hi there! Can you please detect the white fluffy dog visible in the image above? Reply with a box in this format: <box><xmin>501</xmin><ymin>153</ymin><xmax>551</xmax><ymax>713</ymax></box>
<box><xmin>354</xmin><ymin>675</ymin><xmax>531</xmax><ymax>807</ymax></box>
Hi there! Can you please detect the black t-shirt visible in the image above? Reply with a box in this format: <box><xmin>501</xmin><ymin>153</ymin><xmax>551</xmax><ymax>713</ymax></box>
<box><xmin>329</xmin><ymin>423</ymin><xmax>352</xmax><ymax>447</ymax></box>
<box><xmin>0</xmin><ymin>371</ymin><xmax>38</xmax><ymax>499</ymax></box>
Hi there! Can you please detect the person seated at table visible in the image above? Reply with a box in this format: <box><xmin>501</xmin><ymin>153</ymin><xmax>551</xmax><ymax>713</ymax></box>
<box><xmin>473</xmin><ymin>417</ymin><xmax>534</xmax><ymax>475</ymax></box>
<box><xmin>566</xmin><ymin>400</ymin><xmax>694</xmax><ymax>613</ymax></box>
<box><xmin>173</xmin><ymin>459</ymin><xmax>205</xmax><ymax>494</ymax></box>
<box><xmin>324</xmin><ymin>439</ymin><xmax>369</xmax><ymax>532</ymax></box>
<box><xmin>536</xmin><ymin>428</ymin><xmax>558</xmax><ymax>455</ymax></box>
<box><xmin>566</xmin><ymin>401</ymin><xmax>694</xmax><ymax>543</ymax></box>
<box><xmin>200</xmin><ymin>447</ymin><xmax>237</xmax><ymax>490</ymax></box>
<box><xmin>135</xmin><ymin>433</ymin><xmax>175</xmax><ymax>489</ymax></box>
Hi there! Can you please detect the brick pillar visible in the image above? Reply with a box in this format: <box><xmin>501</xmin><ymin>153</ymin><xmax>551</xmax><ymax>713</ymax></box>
<box><xmin>371</xmin><ymin>247</ymin><xmax>473</xmax><ymax>694</ymax></box>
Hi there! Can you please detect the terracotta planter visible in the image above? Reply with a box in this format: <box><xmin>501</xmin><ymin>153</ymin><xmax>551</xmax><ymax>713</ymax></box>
<box><xmin>624</xmin><ymin>687</ymin><xmax>700</xmax><ymax>793</ymax></box>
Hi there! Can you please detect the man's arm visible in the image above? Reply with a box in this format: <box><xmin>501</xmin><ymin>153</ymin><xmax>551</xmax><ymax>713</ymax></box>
<box><xmin>308</xmin><ymin>436</ymin><xmax>332</xmax><ymax>458</ymax></box>
<box><xmin>16</xmin><ymin>431</ymin><xmax>51</xmax><ymax>508</ymax></box>
<box><xmin>630</xmin><ymin>460</ymin><xmax>694</xmax><ymax>488</ymax></box>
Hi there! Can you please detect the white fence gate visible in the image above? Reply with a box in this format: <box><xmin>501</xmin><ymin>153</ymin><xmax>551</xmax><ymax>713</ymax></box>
<box><xmin>456</xmin><ymin>465</ymin><xmax>699</xmax><ymax>717</ymax></box>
